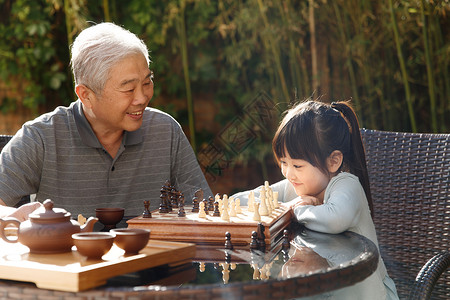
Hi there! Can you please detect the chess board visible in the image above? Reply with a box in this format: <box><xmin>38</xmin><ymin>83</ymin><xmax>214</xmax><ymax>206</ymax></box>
<box><xmin>127</xmin><ymin>205</ymin><xmax>293</xmax><ymax>248</ymax></box>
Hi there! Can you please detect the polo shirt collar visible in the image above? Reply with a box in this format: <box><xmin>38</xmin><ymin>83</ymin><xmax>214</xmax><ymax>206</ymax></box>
<box><xmin>73</xmin><ymin>99</ymin><xmax>143</xmax><ymax>148</ymax></box>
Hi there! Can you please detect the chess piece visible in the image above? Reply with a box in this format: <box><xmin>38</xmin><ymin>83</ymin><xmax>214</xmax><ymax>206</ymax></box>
<box><xmin>199</xmin><ymin>262</ymin><xmax>206</xmax><ymax>272</ymax></box>
<box><xmin>198</xmin><ymin>201</ymin><xmax>206</xmax><ymax>218</ymax></box>
<box><xmin>213</xmin><ymin>201</ymin><xmax>221</xmax><ymax>217</ymax></box>
<box><xmin>222</xmin><ymin>194</ymin><xmax>229</xmax><ymax>214</ymax></box>
<box><xmin>77</xmin><ymin>214</ymin><xmax>87</xmax><ymax>225</ymax></box>
<box><xmin>159</xmin><ymin>187</ymin><xmax>169</xmax><ymax>213</ymax></box>
<box><xmin>248</xmin><ymin>191</ymin><xmax>255</xmax><ymax>212</ymax></box>
<box><xmin>192</xmin><ymin>197</ymin><xmax>199</xmax><ymax>213</ymax></box>
<box><xmin>202</xmin><ymin>199</ymin><xmax>209</xmax><ymax>216</ymax></box>
<box><xmin>235</xmin><ymin>198</ymin><xmax>242</xmax><ymax>214</ymax></box>
<box><xmin>259</xmin><ymin>187</ymin><xmax>269</xmax><ymax>216</ymax></box>
<box><xmin>257</xmin><ymin>223</ymin><xmax>266</xmax><ymax>251</ymax></box>
<box><xmin>221</xmin><ymin>201</ymin><xmax>230</xmax><ymax>221</ymax></box>
<box><xmin>253</xmin><ymin>202</ymin><xmax>261</xmax><ymax>222</ymax></box>
<box><xmin>260</xmin><ymin>264</ymin><xmax>267</xmax><ymax>280</ymax></box>
<box><xmin>178</xmin><ymin>194</ymin><xmax>186</xmax><ymax>217</ymax></box>
<box><xmin>250</xmin><ymin>231</ymin><xmax>259</xmax><ymax>250</ymax></box>
<box><xmin>221</xmin><ymin>263</ymin><xmax>230</xmax><ymax>284</ymax></box>
<box><xmin>282</xmin><ymin>229</ymin><xmax>290</xmax><ymax>252</ymax></box>
<box><xmin>273</xmin><ymin>191</ymin><xmax>279</xmax><ymax>209</ymax></box>
<box><xmin>208</xmin><ymin>196</ymin><xmax>215</xmax><ymax>211</ymax></box>
<box><xmin>225</xmin><ymin>232</ymin><xmax>233</xmax><ymax>250</ymax></box>
<box><xmin>143</xmin><ymin>200</ymin><xmax>152</xmax><ymax>218</ymax></box>
<box><xmin>229</xmin><ymin>198</ymin><xmax>237</xmax><ymax>217</ymax></box>
<box><xmin>252</xmin><ymin>263</ymin><xmax>260</xmax><ymax>280</ymax></box>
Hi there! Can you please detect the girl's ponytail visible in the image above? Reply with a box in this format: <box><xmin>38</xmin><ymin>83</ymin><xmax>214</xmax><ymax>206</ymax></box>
<box><xmin>331</xmin><ymin>102</ymin><xmax>374</xmax><ymax>217</ymax></box>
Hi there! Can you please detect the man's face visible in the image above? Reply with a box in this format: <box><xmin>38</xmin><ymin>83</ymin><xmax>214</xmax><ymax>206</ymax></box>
<box><xmin>89</xmin><ymin>53</ymin><xmax>154</xmax><ymax>134</ymax></box>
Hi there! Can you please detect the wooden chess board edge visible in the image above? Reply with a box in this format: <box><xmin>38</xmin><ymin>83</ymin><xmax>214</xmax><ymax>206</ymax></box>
<box><xmin>127</xmin><ymin>208</ymin><xmax>294</xmax><ymax>248</ymax></box>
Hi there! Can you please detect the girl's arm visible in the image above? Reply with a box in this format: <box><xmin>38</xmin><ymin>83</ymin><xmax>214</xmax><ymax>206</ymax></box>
<box><xmin>293</xmin><ymin>174</ymin><xmax>365</xmax><ymax>234</ymax></box>
<box><xmin>231</xmin><ymin>179</ymin><xmax>298</xmax><ymax>205</ymax></box>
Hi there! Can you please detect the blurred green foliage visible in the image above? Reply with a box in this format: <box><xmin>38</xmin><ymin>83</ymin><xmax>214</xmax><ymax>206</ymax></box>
<box><xmin>0</xmin><ymin>0</ymin><xmax>449</xmax><ymax>144</ymax></box>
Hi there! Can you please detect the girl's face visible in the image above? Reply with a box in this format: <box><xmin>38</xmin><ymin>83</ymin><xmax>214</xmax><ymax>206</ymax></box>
<box><xmin>280</xmin><ymin>151</ymin><xmax>330</xmax><ymax>202</ymax></box>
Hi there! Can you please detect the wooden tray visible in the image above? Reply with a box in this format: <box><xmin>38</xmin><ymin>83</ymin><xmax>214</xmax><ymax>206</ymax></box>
<box><xmin>127</xmin><ymin>206</ymin><xmax>293</xmax><ymax>248</ymax></box>
<box><xmin>0</xmin><ymin>238</ymin><xmax>195</xmax><ymax>292</ymax></box>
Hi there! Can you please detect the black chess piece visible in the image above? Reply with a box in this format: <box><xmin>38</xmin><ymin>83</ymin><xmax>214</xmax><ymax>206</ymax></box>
<box><xmin>192</xmin><ymin>197</ymin><xmax>199</xmax><ymax>213</ymax></box>
<box><xmin>202</xmin><ymin>199</ymin><xmax>209</xmax><ymax>216</ymax></box>
<box><xmin>170</xmin><ymin>189</ymin><xmax>179</xmax><ymax>209</ymax></box>
<box><xmin>225</xmin><ymin>251</ymin><xmax>232</xmax><ymax>264</ymax></box>
<box><xmin>143</xmin><ymin>200</ymin><xmax>152</xmax><ymax>218</ymax></box>
<box><xmin>225</xmin><ymin>232</ymin><xmax>233</xmax><ymax>250</ymax></box>
<box><xmin>208</xmin><ymin>196</ymin><xmax>214</xmax><ymax>211</ymax></box>
<box><xmin>159</xmin><ymin>187</ymin><xmax>169</xmax><ymax>213</ymax></box>
<box><xmin>282</xmin><ymin>229</ymin><xmax>290</xmax><ymax>252</ymax></box>
<box><xmin>178</xmin><ymin>194</ymin><xmax>186</xmax><ymax>217</ymax></box>
<box><xmin>257</xmin><ymin>223</ymin><xmax>266</xmax><ymax>251</ymax></box>
<box><xmin>213</xmin><ymin>201</ymin><xmax>220</xmax><ymax>217</ymax></box>
<box><xmin>250</xmin><ymin>231</ymin><xmax>259</xmax><ymax>250</ymax></box>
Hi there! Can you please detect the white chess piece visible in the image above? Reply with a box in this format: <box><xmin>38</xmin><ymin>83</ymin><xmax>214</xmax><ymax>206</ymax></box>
<box><xmin>259</xmin><ymin>187</ymin><xmax>269</xmax><ymax>216</ymax></box>
<box><xmin>273</xmin><ymin>191</ymin><xmax>279</xmax><ymax>209</ymax></box>
<box><xmin>222</xmin><ymin>263</ymin><xmax>230</xmax><ymax>284</ymax></box>
<box><xmin>229</xmin><ymin>198</ymin><xmax>237</xmax><ymax>217</ymax></box>
<box><xmin>199</xmin><ymin>262</ymin><xmax>206</xmax><ymax>272</ymax></box>
<box><xmin>260</xmin><ymin>264</ymin><xmax>268</xmax><ymax>280</ymax></box>
<box><xmin>218</xmin><ymin>198</ymin><xmax>223</xmax><ymax>214</ymax></box>
<box><xmin>248</xmin><ymin>191</ymin><xmax>255</xmax><ymax>212</ymax></box>
<box><xmin>253</xmin><ymin>202</ymin><xmax>261</xmax><ymax>221</ymax></box>
<box><xmin>252</xmin><ymin>263</ymin><xmax>260</xmax><ymax>280</ymax></box>
<box><xmin>235</xmin><ymin>198</ymin><xmax>242</xmax><ymax>214</ymax></box>
<box><xmin>221</xmin><ymin>199</ymin><xmax>230</xmax><ymax>221</ymax></box>
<box><xmin>198</xmin><ymin>201</ymin><xmax>206</xmax><ymax>218</ymax></box>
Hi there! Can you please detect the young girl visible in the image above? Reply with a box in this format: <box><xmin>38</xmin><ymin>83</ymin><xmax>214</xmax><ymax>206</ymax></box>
<box><xmin>233</xmin><ymin>100</ymin><xmax>398</xmax><ymax>299</ymax></box>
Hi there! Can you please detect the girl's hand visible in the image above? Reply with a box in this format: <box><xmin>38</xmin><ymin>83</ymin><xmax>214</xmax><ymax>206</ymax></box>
<box><xmin>281</xmin><ymin>199</ymin><xmax>301</xmax><ymax>210</ymax></box>
<box><xmin>296</xmin><ymin>195</ymin><xmax>322</xmax><ymax>207</ymax></box>
<box><xmin>7</xmin><ymin>202</ymin><xmax>42</xmax><ymax>222</ymax></box>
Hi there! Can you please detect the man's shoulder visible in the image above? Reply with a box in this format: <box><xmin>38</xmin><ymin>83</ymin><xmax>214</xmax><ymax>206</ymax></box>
<box><xmin>143</xmin><ymin>107</ymin><xmax>181</xmax><ymax>128</ymax></box>
<box><xmin>25</xmin><ymin>103</ymin><xmax>75</xmax><ymax>129</ymax></box>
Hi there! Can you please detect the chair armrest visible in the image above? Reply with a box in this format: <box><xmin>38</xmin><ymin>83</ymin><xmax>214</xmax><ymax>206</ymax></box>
<box><xmin>408</xmin><ymin>251</ymin><xmax>450</xmax><ymax>300</ymax></box>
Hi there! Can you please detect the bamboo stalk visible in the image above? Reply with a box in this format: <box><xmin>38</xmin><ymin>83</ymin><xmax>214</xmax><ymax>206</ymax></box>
<box><xmin>64</xmin><ymin>0</ymin><xmax>73</xmax><ymax>47</ymax></box>
<box><xmin>309</xmin><ymin>0</ymin><xmax>318</xmax><ymax>93</ymax></box>
<box><xmin>278</xmin><ymin>0</ymin><xmax>304</xmax><ymax>100</ymax></box>
<box><xmin>388</xmin><ymin>0</ymin><xmax>417</xmax><ymax>132</ymax></box>
<box><xmin>179</xmin><ymin>0</ymin><xmax>196</xmax><ymax>152</ymax></box>
<box><xmin>103</xmin><ymin>0</ymin><xmax>111</xmax><ymax>22</ymax></box>
<box><xmin>256</xmin><ymin>0</ymin><xmax>290</xmax><ymax>102</ymax></box>
<box><xmin>332</xmin><ymin>2</ymin><xmax>361</xmax><ymax>117</ymax></box>
<box><xmin>420</xmin><ymin>0</ymin><xmax>437</xmax><ymax>132</ymax></box>
<box><xmin>432</xmin><ymin>14</ymin><xmax>450</xmax><ymax>132</ymax></box>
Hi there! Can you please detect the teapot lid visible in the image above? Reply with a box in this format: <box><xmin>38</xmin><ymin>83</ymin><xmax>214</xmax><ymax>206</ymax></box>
<box><xmin>30</xmin><ymin>199</ymin><xmax>71</xmax><ymax>220</ymax></box>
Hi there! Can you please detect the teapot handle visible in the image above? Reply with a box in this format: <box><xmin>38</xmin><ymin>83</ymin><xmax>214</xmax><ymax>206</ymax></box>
<box><xmin>0</xmin><ymin>217</ymin><xmax>20</xmax><ymax>243</ymax></box>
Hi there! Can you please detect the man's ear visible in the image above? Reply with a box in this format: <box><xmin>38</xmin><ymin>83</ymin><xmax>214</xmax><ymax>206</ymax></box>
<box><xmin>75</xmin><ymin>85</ymin><xmax>94</xmax><ymax>109</ymax></box>
<box><xmin>327</xmin><ymin>150</ymin><xmax>343</xmax><ymax>174</ymax></box>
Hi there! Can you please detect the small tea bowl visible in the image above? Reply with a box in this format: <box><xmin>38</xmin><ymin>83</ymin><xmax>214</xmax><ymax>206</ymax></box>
<box><xmin>95</xmin><ymin>208</ymin><xmax>125</xmax><ymax>231</ymax></box>
<box><xmin>72</xmin><ymin>232</ymin><xmax>115</xmax><ymax>259</ymax></box>
<box><xmin>110</xmin><ymin>228</ymin><xmax>150</xmax><ymax>255</ymax></box>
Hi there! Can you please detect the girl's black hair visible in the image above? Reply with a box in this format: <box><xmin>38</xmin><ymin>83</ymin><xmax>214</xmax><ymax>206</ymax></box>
<box><xmin>272</xmin><ymin>100</ymin><xmax>374</xmax><ymax>217</ymax></box>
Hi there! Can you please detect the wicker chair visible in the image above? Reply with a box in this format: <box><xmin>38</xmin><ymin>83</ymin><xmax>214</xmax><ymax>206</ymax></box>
<box><xmin>0</xmin><ymin>135</ymin><xmax>12</xmax><ymax>152</ymax></box>
<box><xmin>360</xmin><ymin>129</ymin><xmax>450</xmax><ymax>300</ymax></box>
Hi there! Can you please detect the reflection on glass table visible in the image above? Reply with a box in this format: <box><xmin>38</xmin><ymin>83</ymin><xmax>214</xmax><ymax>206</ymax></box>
<box><xmin>105</xmin><ymin>223</ymin><xmax>379</xmax><ymax>299</ymax></box>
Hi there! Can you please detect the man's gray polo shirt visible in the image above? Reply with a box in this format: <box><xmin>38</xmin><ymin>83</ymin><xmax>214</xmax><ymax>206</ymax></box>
<box><xmin>0</xmin><ymin>100</ymin><xmax>212</xmax><ymax>217</ymax></box>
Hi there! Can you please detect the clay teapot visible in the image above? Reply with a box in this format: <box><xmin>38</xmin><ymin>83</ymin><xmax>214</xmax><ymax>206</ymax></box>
<box><xmin>0</xmin><ymin>199</ymin><xmax>98</xmax><ymax>253</ymax></box>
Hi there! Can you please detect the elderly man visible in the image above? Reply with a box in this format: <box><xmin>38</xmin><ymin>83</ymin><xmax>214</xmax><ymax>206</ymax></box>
<box><xmin>0</xmin><ymin>22</ymin><xmax>212</xmax><ymax>221</ymax></box>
